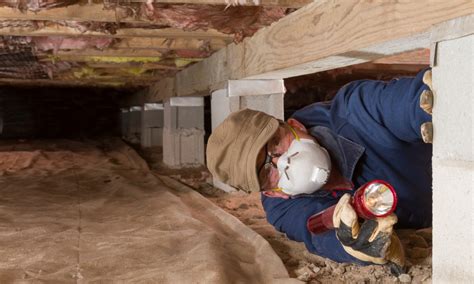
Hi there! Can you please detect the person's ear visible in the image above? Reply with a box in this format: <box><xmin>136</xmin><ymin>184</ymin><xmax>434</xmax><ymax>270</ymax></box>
<box><xmin>287</xmin><ymin>118</ymin><xmax>307</xmax><ymax>133</ymax></box>
<box><xmin>262</xmin><ymin>190</ymin><xmax>290</xmax><ymax>199</ymax></box>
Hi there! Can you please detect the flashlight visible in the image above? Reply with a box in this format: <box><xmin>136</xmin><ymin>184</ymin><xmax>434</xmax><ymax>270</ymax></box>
<box><xmin>306</xmin><ymin>180</ymin><xmax>398</xmax><ymax>235</ymax></box>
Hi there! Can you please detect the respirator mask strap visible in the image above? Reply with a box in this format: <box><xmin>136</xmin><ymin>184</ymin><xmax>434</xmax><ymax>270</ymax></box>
<box><xmin>287</xmin><ymin>124</ymin><xmax>300</xmax><ymax>142</ymax></box>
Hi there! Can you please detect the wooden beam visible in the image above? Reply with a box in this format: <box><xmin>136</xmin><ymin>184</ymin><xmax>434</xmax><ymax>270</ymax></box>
<box><xmin>31</xmin><ymin>37</ymin><xmax>223</xmax><ymax>55</ymax></box>
<box><xmin>372</xmin><ymin>49</ymin><xmax>430</xmax><ymax>65</ymax></box>
<box><xmin>113</xmin><ymin>37</ymin><xmax>227</xmax><ymax>50</ymax></box>
<box><xmin>0</xmin><ymin>78</ymin><xmax>153</xmax><ymax>87</ymax></box>
<box><xmin>50</xmin><ymin>49</ymin><xmax>164</xmax><ymax>58</ymax></box>
<box><xmin>148</xmin><ymin>77</ymin><xmax>175</xmax><ymax>102</ymax></box>
<box><xmin>43</xmin><ymin>53</ymin><xmax>194</xmax><ymax>65</ymax></box>
<box><xmin>60</xmin><ymin>73</ymin><xmax>168</xmax><ymax>81</ymax></box>
<box><xmin>169</xmin><ymin>0</ymin><xmax>473</xmax><ymax>97</ymax></box>
<box><xmin>39</xmin><ymin>41</ymin><xmax>220</xmax><ymax>59</ymax></box>
<box><xmin>121</xmin><ymin>76</ymin><xmax>175</xmax><ymax>105</ymax></box>
<box><xmin>0</xmin><ymin>24</ymin><xmax>233</xmax><ymax>40</ymax></box>
<box><xmin>112</xmin><ymin>0</ymin><xmax>310</xmax><ymax>7</ymax></box>
<box><xmin>35</xmin><ymin>37</ymin><xmax>224</xmax><ymax>59</ymax></box>
<box><xmin>86</xmin><ymin>62</ymin><xmax>183</xmax><ymax>71</ymax></box>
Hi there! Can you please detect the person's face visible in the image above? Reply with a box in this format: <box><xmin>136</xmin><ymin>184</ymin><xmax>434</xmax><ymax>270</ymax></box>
<box><xmin>255</xmin><ymin>118</ymin><xmax>315</xmax><ymax>196</ymax></box>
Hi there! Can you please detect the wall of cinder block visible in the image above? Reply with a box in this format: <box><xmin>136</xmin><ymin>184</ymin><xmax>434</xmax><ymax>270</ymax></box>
<box><xmin>432</xmin><ymin>34</ymin><xmax>473</xmax><ymax>283</ymax></box>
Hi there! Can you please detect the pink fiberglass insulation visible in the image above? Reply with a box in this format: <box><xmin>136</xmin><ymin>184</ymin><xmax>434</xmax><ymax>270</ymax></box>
<box><xmin>0</xmin><ymin>20</ymin><xmax>39</xmax><ymax>29</ymax></box>
<box><xmin>144</xmin><ymin>4</ymin><xmax>287</xmax><ymax>42</ymax></box>
<box><xmin>0</xmin><ymin>20</ymin><xmax>119</xmax><ymax>35</ymax></box>
<box><xmin>2</xmin><ymin>2</ymin><xmax>288</xmax><ymax>41</ymax></box>
<box><xmin>0</xmin><ymin>0</ymin><xmax>79</xmax><ymax>12</ymax></box>
<box><xmin>53</xmin><ymin>21</ymin><xmax>119</xmax><ymax>35</ymax></box>
<box><xmin>42</xmin><ymin>61</ymin><xmax>77</xmax><ymax>79</ymax></box>
<box><xmin>29</xmin><ymin>36</ymin><xmax>114</xmax><ymax>53</ymax></box>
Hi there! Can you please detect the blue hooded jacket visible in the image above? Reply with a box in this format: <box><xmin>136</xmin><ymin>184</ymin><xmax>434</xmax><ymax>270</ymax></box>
<box><xmin>261</xmin><ymin>69</ymin><xmax>432</xmax><ymax>264</ymax></box>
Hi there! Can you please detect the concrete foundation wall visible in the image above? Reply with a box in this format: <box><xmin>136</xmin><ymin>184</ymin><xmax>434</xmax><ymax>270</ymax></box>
<box><xmin>432</xmin><ymin>34</ymin><xmax>473</xmax><ymax>283</ymax></box>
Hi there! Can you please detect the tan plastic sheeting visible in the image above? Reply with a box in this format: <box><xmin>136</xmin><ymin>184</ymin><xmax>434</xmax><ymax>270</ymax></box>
<box><xmin>0</xmin><ymin>139</ymin><xmax>299</xmax><ymax>283</ymax></box>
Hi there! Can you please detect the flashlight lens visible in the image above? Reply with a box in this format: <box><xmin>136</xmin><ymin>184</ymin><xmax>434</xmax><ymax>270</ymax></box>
<box><xmin>363</xmin><ymin>183</ymin><xmax>395</xmax><ymax>216</ymax></box>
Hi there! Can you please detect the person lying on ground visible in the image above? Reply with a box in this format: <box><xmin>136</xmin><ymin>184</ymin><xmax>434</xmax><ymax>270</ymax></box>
<box><xmin>206</xmin><ymin>69</ymin><xmax>434</xmax><ymax>274</ymax></box>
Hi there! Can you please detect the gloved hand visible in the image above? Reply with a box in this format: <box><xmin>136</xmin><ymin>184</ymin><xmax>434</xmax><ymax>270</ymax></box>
<box><xmin>420</xmin><ymin>69</ymin><xmax>433</xmax><ymax>143</ymax></box>
<box><xmin>420</xmin><ymin>69</ymin><xmax>434</xmax><ymax>115</ymax></box>
<box><xmin>333</xmin><ymin>194</ymin><xmax>406</xmax><ymax>275</ymax></box>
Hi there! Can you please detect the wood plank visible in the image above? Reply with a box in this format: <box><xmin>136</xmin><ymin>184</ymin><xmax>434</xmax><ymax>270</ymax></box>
<box><xmin>123</xmin><ymin>76</ymin><xmax>175</xmax><ymax>105</ymax></box>
<box><xmin>171</xmin><ymin>0</ymin><xmax>473</xmax><ymax>97</ymax></box>
<box><xmin>113</xmin><ymin>37</ymin><xmax>227</xmax><ymax>50</ymax></box>
<box><xmin>0</xmin><ymin>78</ymin><xmax>154</xmax><ymax>87</ymax></box>
<box><xmin>60</xmin><ymin>73</ymin><xmax>168</xmax><ymax>81</ymax></box>
<box><xmin>114</xmin><ymin>0</ymin><xmax>310</xmax><ymax>7</ymax></box>
<box><xmin>148</xmin><ymin>77</ymin><xmax>175</xmax><ymax>102</ymax></box>
<box><xmin>35</xmin><ymin>38</ymin><xmax>224</xmax><ymax>59</ymax></box>
<box><xmin>45</xmin><ymin>53</ymin><xmax>188</xmax><ymax>65</ymax></box>
<box><xmin>0</xmin><ymin>24</ymin><xmax>233</xmax><ymax>40</ymax></box>
<box><xmin>86</xmin><ymin>62</ymin><xmax>183</xmax><ymax>71</ymax></box>
<box><xmin>431</xmin><ymin>14</ymin><xmax>474</xmax><ymax>43</ymax></box>
<box><xmin>51</xmin><ymin>49</ymin><xmax>164</xmax><ymax>58</ymax></box>
<box><xmin>372</xmin><ymin>49</ymin><xmax>430</xmax><ymax>65</ymax></box>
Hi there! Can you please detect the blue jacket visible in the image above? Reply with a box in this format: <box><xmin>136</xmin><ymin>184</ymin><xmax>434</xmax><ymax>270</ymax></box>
<box><xmin>261</xmin><ymin>69</ymin><xmax>432</xmax><ymax>264</ymax></box>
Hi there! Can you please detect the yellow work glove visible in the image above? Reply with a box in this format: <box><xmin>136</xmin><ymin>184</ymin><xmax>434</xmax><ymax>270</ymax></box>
<box><xmin>333</xmin><ymin>194</ymin><xmax>406</xmax><ymax>275</ymax></box>
<box><xmin>420</xmin><ymin>69</ymin><xmax>433</xmax><ymax>143</ymax></box>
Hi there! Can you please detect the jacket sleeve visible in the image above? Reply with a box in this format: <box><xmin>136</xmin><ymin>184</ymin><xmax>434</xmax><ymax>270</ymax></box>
<box><xmin>336</xmin><ymin>69</ymin><xmax>432</xmax><ymax>144</ymax></box>
<box><xmin>261</xmin><ymin>194</ymin><xmax>367</xmax><ymax>265</ymax></box>
<box><xmin>293</xmin><ymin>69</ymin><xmax>432</xmax><ymax>145</ymax></box>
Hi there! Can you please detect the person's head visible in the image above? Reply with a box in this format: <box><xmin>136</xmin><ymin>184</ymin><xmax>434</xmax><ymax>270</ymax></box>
<box><xmin>206</xmin><ymin>109</ymin><xmax>331</xmax><ymax>198</ymax></box>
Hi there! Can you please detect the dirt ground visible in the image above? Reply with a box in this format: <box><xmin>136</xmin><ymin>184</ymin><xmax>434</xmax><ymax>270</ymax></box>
<box><xmin>164</xmin><ymin>167</ymin><xmax>433</xmax><ymax>284</ymax></box>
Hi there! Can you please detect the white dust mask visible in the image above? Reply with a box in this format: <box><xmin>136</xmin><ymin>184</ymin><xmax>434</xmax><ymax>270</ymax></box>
<box><xmin>276</xmin><ymin>138</ymin><xmax>331</xmax><ymax>195</ymax></box>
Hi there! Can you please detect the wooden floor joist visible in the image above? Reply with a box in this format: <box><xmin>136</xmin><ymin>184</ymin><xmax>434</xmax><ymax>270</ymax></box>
<box><xmin>372</xmin><ymin>49</ymin><xmax>430</xmax><ymax>65</ymax></box>
<box><xmin>51</xmin><ymin>49</ymin><xmax>165</xmax><ymax>59</ymax></box>
<box><xmin>113</xmin><ymin>37</ymin><xmax>227</xmax><ymax>51</ymax></box>
<box><xmin>113</xmin><ymin>0</ymin><xmax>311</xmax><ymax>7</ymax></box>
<box><xmin>86</xmin><ymin>62</ymin><xmax>183</xmax><ymax>71</ymax></box>
<box><xmin>36</xmin><ymin>37</ymin><xmax>225</xmax><ymax>60</ymax></box>
<box><xmin>0</xmin><ymin>25</ymin><xmax>233</xmax><ymax>41</ymax></box>
<box><xmin>0</xmin><ymin>78</ymin><xmax>149</xmax><ymax>87</ymax></box>
<box><xmin>146</xmin><ymin>0</ymin><xmax>473</xmax><ymax>101</ymax></box>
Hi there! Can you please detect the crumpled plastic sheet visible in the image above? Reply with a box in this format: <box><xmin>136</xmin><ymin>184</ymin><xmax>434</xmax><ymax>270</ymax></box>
<box><xmin>0</xmin><ymin>139</ymin><xmax>299</xmax><ymax>283</ymax></box>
